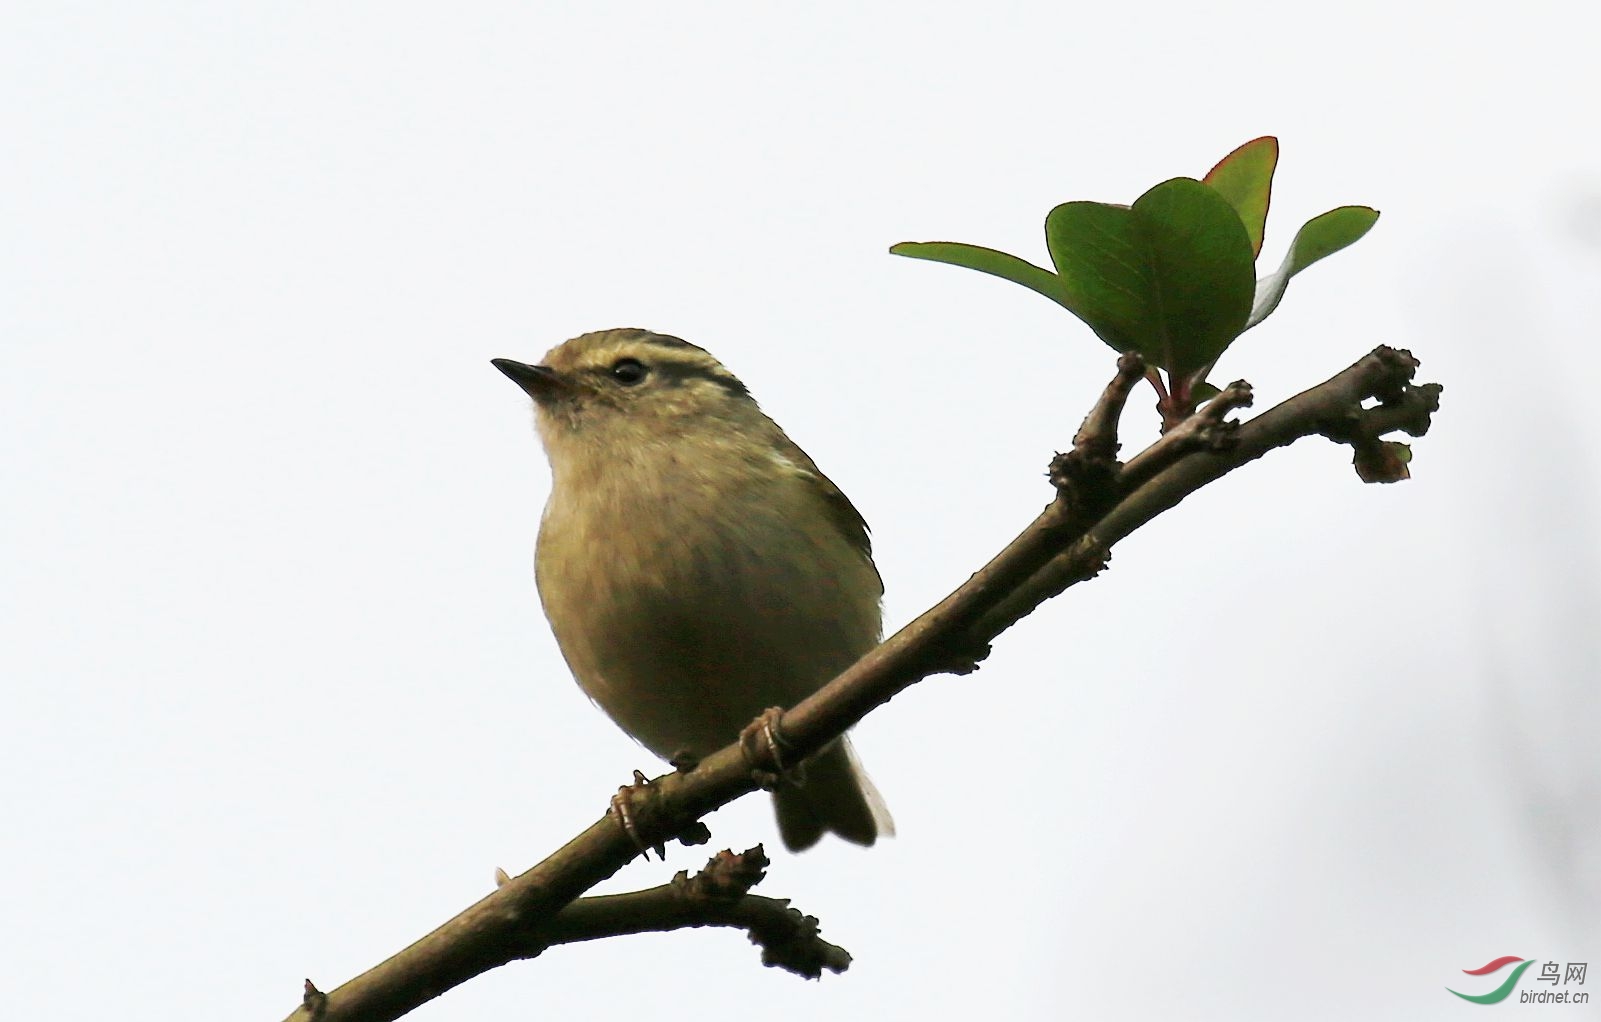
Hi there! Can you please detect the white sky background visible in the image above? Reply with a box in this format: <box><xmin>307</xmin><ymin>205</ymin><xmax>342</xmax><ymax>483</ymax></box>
<box><xmin>3</xmin><ymin>3</ymin><xmax>1598</xmax><ymax>1019</ymax></box>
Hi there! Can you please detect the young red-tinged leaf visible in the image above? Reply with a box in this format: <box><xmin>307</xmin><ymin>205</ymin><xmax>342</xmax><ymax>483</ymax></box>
<box><xmin>888</xmin><ymin>241</ymin><xmax>1071</xmax><ymax>309</ymax></box>
<box><xmin>1246</xmin><ymin>206</ymin><xmax>1380</xmax><ymax>329</ymax></box>
<box><xmin>1354</xmin><ymin>440</ymin><xmax>1412</xmax><ymax>483</ymax></box>
<box><xmin>1203</xmin><ymin>136</ymin><xmax>1278</xmax><ymax>258</ymax></box>
<box><xmin>1045</xmin><ymin>178</ymin><xmax>1255</xmax><ymax>374</ymax></box>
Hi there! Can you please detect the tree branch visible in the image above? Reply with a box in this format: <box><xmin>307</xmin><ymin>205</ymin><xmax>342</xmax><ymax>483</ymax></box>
<box><xmin>507</xmin><ymin>846</ymin><xmax>850</xmax><ymax>979</ymax></box>
<box><xmin>281</xmin><ymin>345</ymin><xmax>1442</xmax><ymax>1022</ymax></box>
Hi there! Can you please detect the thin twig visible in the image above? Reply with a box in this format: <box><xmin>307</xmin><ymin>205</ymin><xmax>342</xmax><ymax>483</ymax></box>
<box><xmin>516</xmin><ymin>847</ymin><xmax>850</xmax><ymax>979</ymax></box>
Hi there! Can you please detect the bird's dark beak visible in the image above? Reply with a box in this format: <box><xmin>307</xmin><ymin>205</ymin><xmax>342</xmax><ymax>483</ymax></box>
<box><xmin>492</xmin><ymin>358</ymin><xmax>567</xmax><ymax>401</ymax></box>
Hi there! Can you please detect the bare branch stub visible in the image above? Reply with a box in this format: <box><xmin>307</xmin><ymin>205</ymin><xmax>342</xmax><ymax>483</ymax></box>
<box><xmin>301</xmin><ymin>980</ymin><xmax>327</xmax><ymax>1021</ymax></box>
<box><xmin>1072</xmin><ymin>350</ymin><xmax>1147</xmax><ymax>459</ymax></box>
<box><xmin>747</xmin><ymin>904</ymin><xmax>852</xmax><ymax>979</ymax></box>
<box><xmin>1051</xmin><ymin>352</ymin><xmax>1147</xmax><ymax>518</ymax></box>
<box><xmin>1310</xmin><ymin>348</ymin><xmax>1441</xmax><ymax>484</ymax></box>
<box><xmin>1119</xmin><ymin>379</ymin><xmax>1253</xmax><ymax>494</ymax></box>
<box><xmin>682</xmin><ymin>846</ymin><xmax>770</xmax><ymax>900</ymax></box>
<box><xmin>1199</xmin><ymin>380</ymin><xmax>1256</xmax><ymax>426</ymax></box>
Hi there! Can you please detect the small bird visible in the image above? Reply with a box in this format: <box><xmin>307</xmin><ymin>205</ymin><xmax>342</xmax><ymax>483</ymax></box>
<box><xmin>493</xmin><ymin>329</ymin><xmax>892</xmax><ymax>851</ymax></box>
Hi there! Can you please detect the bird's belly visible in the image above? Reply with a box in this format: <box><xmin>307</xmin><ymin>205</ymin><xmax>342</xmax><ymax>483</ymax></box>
<box><xmin>536</xmin><ymin>498</ymin><xmax>877</xmax><ymax>761</ymax></box>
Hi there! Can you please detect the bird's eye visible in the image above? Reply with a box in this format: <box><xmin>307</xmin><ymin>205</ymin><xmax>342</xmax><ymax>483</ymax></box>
<box><xmin>610</xmin><ymin>357</ymin><xmax>648</xmax><ymax>385</ymax></box>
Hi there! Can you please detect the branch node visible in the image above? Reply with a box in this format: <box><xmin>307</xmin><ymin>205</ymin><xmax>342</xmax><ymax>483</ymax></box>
<box><xmin>934</xmin><ymin>639</ymin><xmax>991</xmax><ymax>675</ymax></box>
<box><xmin>684</xmin><ymin>846</ymin><xmax>770</xmax><ymax>901</ymax></box>
<box><xmin>904</xmin><ymin>633</ymin><xmax>994</xmax><ymax>677</ymax></box>
<box><xmin>749</xmin><ymin>908</ymin><xmax>853</xmax><ymax>979</ymax></box>
<box><xmin>1369</xmin><ymin>344</ymin><xmax>1421</xmax><ymax>400</ymax></box>
<box><xmin>1052</xmin><ymin>352</ymin><xmax>1147</xmax><ymax>515</ymax></box>
<box><xmin>1119</xmin><ymin>378</ymin><xmax>1254</xmax><ymax>493</ymax></box>
<box><xmin>301</xmin><ymin>979</ymin><xmax>328</xmax><ymax>1021</ymax></box>
<box><xmin>1080</xmin><ymin>540</ymin><xmax>1112</xmax><ymax>581</ymax></box>
<box><xmin>1314</xmin><ymin>349</ymin><xmax>1441</xmax><ymax>482</ymax></box>
<box><xmin>1201</xmin><ymin>379</ymin><xmax>1255</xmax><ymax>426</ymax></box>
<box><xmin>1071</xmin><ymin>350</ymin><xmax>1145</xmax><ymax>458</ymax></box>
<box><xmin>1048</xmin><ymin>449</ymin><xmax>1120</xmax><ymax>514</ymax></box>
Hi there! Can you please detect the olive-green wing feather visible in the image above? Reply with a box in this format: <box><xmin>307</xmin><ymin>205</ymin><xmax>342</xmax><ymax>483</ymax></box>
<box><xmin>773</xmin><ymin>434</ymin><xmax>883</xmax><ymax>596</ymax></box>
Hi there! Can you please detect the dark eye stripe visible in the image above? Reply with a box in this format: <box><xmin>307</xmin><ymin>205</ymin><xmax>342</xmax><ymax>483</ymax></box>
<box><xmin>598</xmin><ymin>349</ymin><xmax>747</xmax><ymax>399</ymax></box>
<box><xmin>701</xmin><ymin>372</ymin><xmax>750</xmax><ymax>400</ymax></box>
<box><xmin>652</xmin><ymin>359</ymin><xmax>749</xmax><ymax>399</ymax></box>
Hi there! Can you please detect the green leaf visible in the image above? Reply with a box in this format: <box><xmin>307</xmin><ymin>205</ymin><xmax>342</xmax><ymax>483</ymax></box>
<box><xmin>1044</xmin><ymin>177</ymin><xmax>1256</xmax><ymax>375</ymax></box>
<box><xmin>1202</xmin><ymin>136</ymin><xmax>1278</xmax><ymax>258</ymax></box>
<box><xmin>888</xmin><ymin>241</ymin><xmax>1070</xmax><ymax>309</ymax></box>
<box><xmin>1246</xmin><ymin>206</ymin><xmax>1379</xmax><ymax>329</ymax></box>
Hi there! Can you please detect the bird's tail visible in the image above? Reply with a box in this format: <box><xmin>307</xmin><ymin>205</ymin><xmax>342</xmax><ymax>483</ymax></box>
<box><xmin>773</xmin><ymin>737</ymin><xmax>894</xmax><ymax>851</ymax></box>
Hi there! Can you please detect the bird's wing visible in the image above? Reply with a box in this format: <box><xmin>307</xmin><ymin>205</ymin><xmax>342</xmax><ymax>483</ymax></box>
<box><xmin>772</xmin><ymin>434</ymin><xmax>883</xmax><ymax>597</ymax></box>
